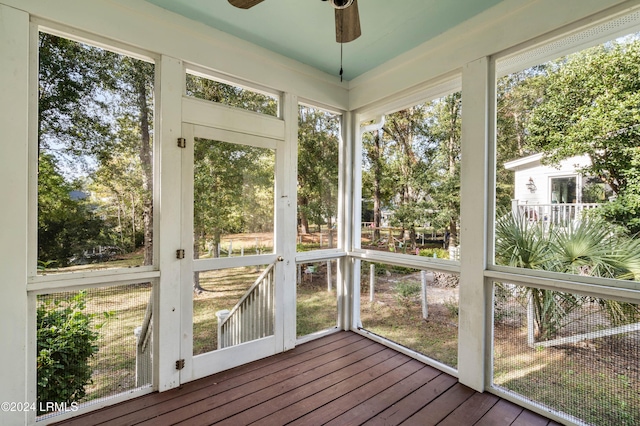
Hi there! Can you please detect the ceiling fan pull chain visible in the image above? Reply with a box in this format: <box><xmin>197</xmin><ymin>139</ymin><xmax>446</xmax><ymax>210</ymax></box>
<box><xmin>339</xmin><ymin>9</ymin><xmax>344</xmax><ymax>82</ymax></box>
<box><xmin>340</xmin><ymin>42</ymin><xmax>344</xmax><ymax>82</ymax></box>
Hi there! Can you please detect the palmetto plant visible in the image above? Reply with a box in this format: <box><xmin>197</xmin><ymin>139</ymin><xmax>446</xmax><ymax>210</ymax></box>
<box><xmin>495</xmin><ymin>212</ymin><xmax>640</xmax><ymax>340</ymax></box>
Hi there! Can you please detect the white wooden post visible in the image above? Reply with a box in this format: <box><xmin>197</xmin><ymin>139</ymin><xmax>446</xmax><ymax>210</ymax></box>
<box><xmin>327</xmin><ymin>261</ymin><xmax>332</xmax><ymax>292</ymax></box>
<box><xmin>369</xmin><ymin>264</ymin><xmax>375</xmax><ymax>302</ymax></box>
<box><xmin>228</xmin><ymin>240</ymin><xmax>233</xmax><ymax>257</ymax></box>
<box><xmin>421</xmin><ymin>271</ymin><xmax>428</xmax><ymax>319</ymax></box>
<box><xmin>0</xmin><ymin>8</ymin><xmax>30</xmax><ymax>423</ymax></box>
<box><xmin>297</xmin><ymin>264</ymin><xmax>302</xmax><ymax>284</ymax></box>
<box><xmin>216</xmin><ymin>309</ymin><xmax>230</xmax><ymax>349</ymax></box>
<box><xmin>241</xmin><ymin>247</ymin><xmax>244</xmax><ymax>256</ymax></box>
<box><xmin>457</xmin><ymin>57</ymin><xmax>491</xmax><ymax>392</ymax></box>
<box><xmin>527</xmin><ymin>292</ymin><xmax>535</xmax><ymax>348</ymax></box>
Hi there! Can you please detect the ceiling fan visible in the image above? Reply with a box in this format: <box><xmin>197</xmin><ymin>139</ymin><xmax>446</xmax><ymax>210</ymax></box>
<box><xmin>228</xmin><ymin>0</ymin><xmax>361</xmax><ymax>43</ymax></box>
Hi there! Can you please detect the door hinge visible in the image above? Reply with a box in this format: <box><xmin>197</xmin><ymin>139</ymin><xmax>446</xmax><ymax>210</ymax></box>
<box><xmin>175</xmin><ymin>359</ymin><xmax>185</xmax><ymax>370</ymax></box>
<box><xmin>176</xmin><ymin>249</ymin><xmax>185</xmax><ymax>259</ymax></box>
<box><xmin>177</xmin><ymin>137</ymin><xmax>186</xmax><ymax>148</ymax></box>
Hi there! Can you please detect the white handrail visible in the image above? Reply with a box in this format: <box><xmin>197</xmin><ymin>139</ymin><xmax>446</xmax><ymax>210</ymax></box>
<box><xmin>514</xmin><ymin>202</ymin><xmax>600</xmax><ymax>223</ymax></box>
<box><xmin>217</xmin><ymin>262</ymin><xmax>276</xmax><ymax>349</ymax></box>
<box><xmin>134</xmin><ymin>288</ymin><xmax>154</xmax><ymax>387</ymax></box>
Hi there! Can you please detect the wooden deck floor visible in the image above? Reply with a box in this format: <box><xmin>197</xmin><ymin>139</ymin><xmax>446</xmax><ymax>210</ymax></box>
<box><xmin>54</xmin><ymin>331</ymin><xmax>557</xmax><ymax>425</ymax></box>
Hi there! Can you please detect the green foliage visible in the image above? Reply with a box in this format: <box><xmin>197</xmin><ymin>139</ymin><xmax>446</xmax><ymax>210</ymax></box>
<box><xmin>38</xmin><ymin>32</ymin><xmax>156</xmax><ymax>268</ymax></box>
<box><xmin>361</xmin><ymin>94</ymin><xmax>462</xmax><ymax>249</ymax></box>
<box><xmin>186</xmin><ymin>74</ymin><xmax>278</xmax><ymax>116</ymax></box>
<box><xmin>192</xmin><ymin>140</ymin><xmax>274</xmax><ymax>257</ymax></box>
<box><xmin>418</xmin><ymin>248</ymin><xmax>449</xmax><ymax>259</ymax></box>
<box><xmin>36</xmin><ymin>292</ymin><xmax>99</xmax><ymax>412</ymax></box>
<box><xmin>495</xmin><ymin>212</ymin><xmax>640</xmax><ymax>339</ymax></box>
<box><xmin>443</xmin><ymin>297</ymin><xmax>459</xmax><ymax>318</ymax></box>
<box><xmin>393</xmin><ymin>281</ymin><xmax>422</xmax><ymax>309</ymax></box>
<box><xmin>526</xmin><ymin>38</ymin><xmax>640</xmax><ymax>201</ymax></box>
<box><xmin>38</xmin><ymin>154</ymin><xmax>106</xmax><ymax>266</ymax></box>
<box><xmin>594</xmin><ymin>188</ymin><xmax>640</xmax><ymax>236</ymax></box>
<box><xmin>496</xmin><ymin>68</ymin><xmax>546</xmax><ymax>211</ymax></box>
<box><xmin>297</xmin><ymin>106</ymin><xmax>340</xmax><ymax>234</ymax></box>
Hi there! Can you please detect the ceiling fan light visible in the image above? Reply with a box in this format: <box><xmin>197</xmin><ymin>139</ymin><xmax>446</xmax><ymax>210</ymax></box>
<box><xmin>330</xmin><ymin>0</ymin><xmax>354</xmax><ymax>10</ymax></box>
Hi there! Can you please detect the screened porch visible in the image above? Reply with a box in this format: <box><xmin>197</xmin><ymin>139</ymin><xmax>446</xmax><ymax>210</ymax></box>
<box><xmin>1</xmin><ymin>1</ymin><xmax>639</xmax><ymax>426</ymax></box>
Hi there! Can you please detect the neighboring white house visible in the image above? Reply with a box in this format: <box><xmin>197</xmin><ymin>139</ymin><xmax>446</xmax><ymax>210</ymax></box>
<box><xmin>504</xmin><ymin>153</ymin><xmax>608</xmax><ymax>222</ymax></box>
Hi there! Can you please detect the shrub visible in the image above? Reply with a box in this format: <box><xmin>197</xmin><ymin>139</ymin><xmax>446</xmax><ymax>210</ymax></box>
<box><xmin>37</xmin><ymin>291</ymin><xmax>99</xmax><ymax>413</ymax></box>
<box><xmin>393</xmin><ymin>281</ymin><xmax>421</xmax><ymax>309</ymax></box>
<box><xmin>418</xmin><ymin>248</ymin><xmax>449</xmax><ymax>259</ymax></box>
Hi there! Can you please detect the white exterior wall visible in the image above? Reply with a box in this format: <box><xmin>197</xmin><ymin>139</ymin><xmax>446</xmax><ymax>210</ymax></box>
<box><xmin>508</xmin><ymin>155</ymin><xmax>592</xmax><ymax>205</ymax></box>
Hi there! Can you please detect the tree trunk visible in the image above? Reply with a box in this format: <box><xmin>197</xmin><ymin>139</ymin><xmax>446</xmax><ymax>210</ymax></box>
<box><xmin>133</xmin><ymin>61</ymin><xmax>154</xmax><ymax>267</ymax></box>
<box><xmin>299</xmin><ymin>197</ymin><xmax>310</xmax><ymax>234</ymax></box>
<box><xmin>372</xmin><ymin>130</ymin><xmax>383</xmax><ymax>241</ymax></box>
<box><xmin>192</xmin><ymin>229</ymin><xmax>205</xmax><ymax>293</ymax></box>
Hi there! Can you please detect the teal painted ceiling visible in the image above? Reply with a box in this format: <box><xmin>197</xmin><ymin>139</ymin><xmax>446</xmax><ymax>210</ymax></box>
<box><xmin>145</xmin><ymin>0</ymin><xmax>503</xmax><ymax>80</ymax></box>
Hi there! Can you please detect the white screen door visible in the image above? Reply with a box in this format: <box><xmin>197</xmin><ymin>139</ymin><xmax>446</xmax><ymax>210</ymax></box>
<box><xmin>179</xmin><ymin>118</ymin><xmax>286</xmax><ymax>382</ymax></box>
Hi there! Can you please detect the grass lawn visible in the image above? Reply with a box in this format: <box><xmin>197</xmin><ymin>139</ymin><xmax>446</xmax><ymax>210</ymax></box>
<box><xmin>494</xmin><ymin>320</ymin><xmax>640</xmax><ymax>425</ymax></box>
<box><xmin>296</xmin><ymin>261</ymin><xmax>338</xmax><ymax>337</ymax></box>
<box><xmin>358</xmin><ymin>267</ymin><xmax>459</xmax><ymax>368</ymax></box>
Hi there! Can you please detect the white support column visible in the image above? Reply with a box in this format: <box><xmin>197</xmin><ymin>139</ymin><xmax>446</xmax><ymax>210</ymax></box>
<box><xmin>280</xmin><ymin>92</ymin><xmax>298</xmax><ymax>350</ymax></box>
<box><xmin>0</xmin><ymin>5</ymin><xmax>30</xmax><ymax>425</ymax></box>
<box><xmin>457</xmin><ymin>57</ymin><xmax>492</xmax><ymax>392</ymax></box>
<box><xmin>156</xmin><ymin>55</ymin><xmax>183</xmax><ymax>392</ymax></box>
<box><xmin>340</xmin><ymin>110</ymin><xmax>357</xmax><ymax>330</ymax></box>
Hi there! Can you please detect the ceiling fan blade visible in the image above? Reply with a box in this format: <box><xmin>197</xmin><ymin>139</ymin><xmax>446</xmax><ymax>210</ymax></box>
<box><xmin>228</xmin><ymin>0</ymin><xmax>264</xmax><ymax>9</ymax></box>
<box><xmin>335</xmin><ymin>0</ymin><xmax>361</xmax><ymax>43</ymax></box>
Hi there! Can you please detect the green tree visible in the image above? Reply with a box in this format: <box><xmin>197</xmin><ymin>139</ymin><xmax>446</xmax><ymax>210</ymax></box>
<box><xmin>186</xmin><ymin>73</ymin><xmax>277</xmax><ymax>116</ymax></box>
<box><xmin>496</xmin><ymin>68</ymin><xmax>546</xmax><ymax>210</ymax></box>
<box><xmin>38</xmin><ymin>33</ymin><xmax>156</xmax><ymax>266</ymax></box>
<box><xmin>362</xmin><ymin>128</ymin><xmax>392</xmax><ymax>242</ymax></box>
<box><xmin>193</xmin><ymin>140</ymin><xmax>274</xmax><ymax>255</ymax></box>
<box><xmin>297</xmin><ymin>106</ymin><xmax>339</xmax><ymax>238</ymax></box>
<box><xmin>361</xmin><ymin>95</ymin><xmax>462</xmax><ymax>250</ymax></box>
<box><xmin>526</xmin><ymin>39</ymin><xmax>640</xmax><ymax>233</ymax></box>
<box><xmin>421</xmin><ymin>93</ymin><xmax>462</xmax><ymax>247</ymax></box>
<box><xmin>381</xmin><ymin>106</ymin><xmax>428</xmax><ymax>248</ymax></box>
<box><xmin>38</xmin><ymin>154</ymin><xmax>104</xmax><ymax>266</ymax></box>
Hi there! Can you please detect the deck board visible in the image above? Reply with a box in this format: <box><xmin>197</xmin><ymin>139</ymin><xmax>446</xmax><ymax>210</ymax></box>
<box><xmin>53</xmin><ymin>331</ymin><xmax>554</xmax><ymax>426</ymax></box>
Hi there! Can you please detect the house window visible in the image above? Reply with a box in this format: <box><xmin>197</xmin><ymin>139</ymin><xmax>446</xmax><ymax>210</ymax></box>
<box><xmin>550</xmin><ymin>176</ymin><xmax>576</xmax><ymax>204</ymax></box>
